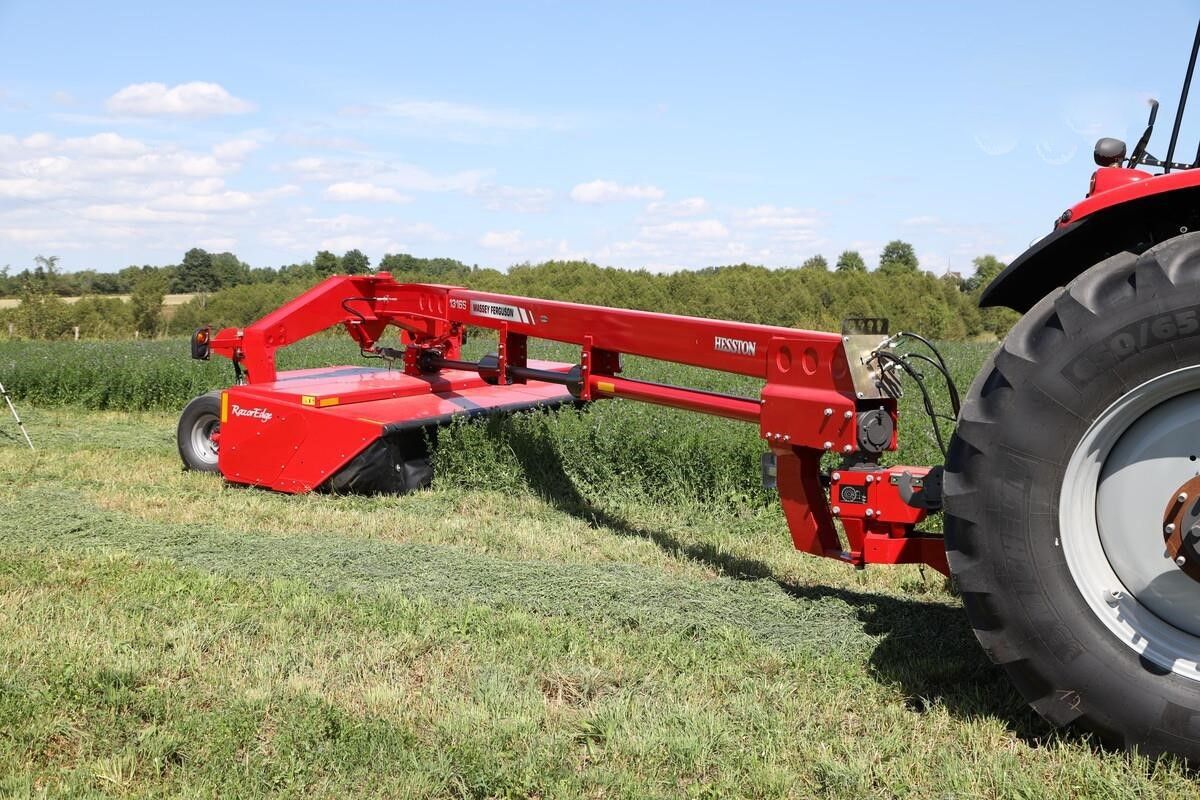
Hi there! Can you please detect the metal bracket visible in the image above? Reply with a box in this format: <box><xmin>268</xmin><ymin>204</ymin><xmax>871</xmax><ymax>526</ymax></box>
<box><xmin>896</xmin><ymin>466</ymin><xmax>943</xmax><ymax>511</ymax></box>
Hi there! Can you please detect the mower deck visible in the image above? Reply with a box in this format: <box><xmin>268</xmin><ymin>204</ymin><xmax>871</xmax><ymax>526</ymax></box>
<box><xmin>217</xmin><ymin>359</ymin><xmax>577</xmax><ymax>494</ymax></box>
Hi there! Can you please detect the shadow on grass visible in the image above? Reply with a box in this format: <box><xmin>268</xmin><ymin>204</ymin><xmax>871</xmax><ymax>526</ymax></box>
<box><xmin>507</xmin><ymin>424</ymin><xmax>1071</xmax><ymax>750</ymax></box>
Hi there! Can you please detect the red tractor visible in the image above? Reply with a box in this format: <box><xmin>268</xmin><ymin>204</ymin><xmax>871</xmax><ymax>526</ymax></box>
<box><xmin>178</xmin><ymin>23</ymin><xmax>1200</xmax><ymax>758</ymax></box>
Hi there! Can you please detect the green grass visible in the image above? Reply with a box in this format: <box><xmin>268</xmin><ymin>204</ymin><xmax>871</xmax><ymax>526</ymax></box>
<box><xmin>0</xmin><ymin>338</ymin><xmax>1195</xmax><ymax>797</ymax></box>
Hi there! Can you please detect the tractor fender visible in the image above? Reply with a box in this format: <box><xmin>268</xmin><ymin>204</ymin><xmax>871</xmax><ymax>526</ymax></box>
<box><xmin>982</xmin><ymin>182</ymin><xmax>1200</xmax><ymax>312</ymax></box>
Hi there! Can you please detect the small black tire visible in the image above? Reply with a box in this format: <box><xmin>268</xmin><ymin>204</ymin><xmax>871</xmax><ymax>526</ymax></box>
<box><xmin>945</xmin><ymin>232</ymin><xmax>1200</xmax><ymax>758</ymax></box>
<box><xmin>177</xmin><ymin>391</ymin><xmax>222</xmax><ymax>473</ymax></box>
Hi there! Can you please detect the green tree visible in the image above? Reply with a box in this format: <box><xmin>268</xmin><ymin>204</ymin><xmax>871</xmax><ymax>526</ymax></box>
<box><xmin>800</xmin><ymin>254</ymin><xmax>828</xmax><ymax>271</ymax></box>
<box><xmin>31</xmin><ymin>254</ymin><xmax>62</xmax><ymax>294</ymax></box>
<box><xmin>835</xmin><ymin>250</ymin><xmax>866</xmax><ymax>272</ymax></box>
<box><xmin>73</xmin><ymin>296</ymin><xmax>135</xmax><ymax>338</ymax></box>
<box><xmin>313</xmin><ymin>250</ymin><xmax>340</xmax><ymax>276</ymax></box>
<box><xmin>12</xmin><ymin>280</ymin><xmax>71</xmax><ymax>338</ymax></box>
<box><xmin>131</xmin><ymin>273</ymin><xmax>168</xmax><ymax>337</ymax></box>
<box><xmin>878</xmin><ymin>240</ymin><xmax>919</xmax><ymax>275</ymax></box>
<box><xmin>211</xmin><ymin>252</ymin><xmax>249</xmax><ymax>288</ymax></box>
<box><xmin>963</xmin><ymin>255</ymin><xmax>1018</xmax><ymax>338</ymax></box>
<box><xmin>964</xmin><ymin>254</ymin><xmax>1006</xmax><ymax>293</ymax></box>
<box><xmin>173</xmin><ymin>248</ymin><xmax>218</xmax><ymax>293</ymax></box>
<box><xmin>342</xmin><ymin>249</ymin><xmax>370</xmax><ymax>275</ymax></box>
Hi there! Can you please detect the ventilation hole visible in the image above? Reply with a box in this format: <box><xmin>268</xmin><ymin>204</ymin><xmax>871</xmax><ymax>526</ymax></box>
<box><xmin>1191</xmin><ymin>455</ymin><xmax>1197</xmax><ymax>462</ymax></box>
<box><xmin>1045</xmin><ymin>313</ymin><xmax>1064</xmax><ymax>332</ymax></box>
<box><xmin>1127</xmin><ymin>271</ymin><xmax>1138</xmax><ymax>291</ymax></box>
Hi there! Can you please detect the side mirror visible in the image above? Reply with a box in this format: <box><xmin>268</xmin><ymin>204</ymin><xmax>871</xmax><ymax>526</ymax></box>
<box><xmin>1094</xmin><ymin>137</ymin><xmax>1127</xmax><ymax>167</ymax></box>
<box><xmin>191</xmin><ymin>326</ymin><xmax>212</xmax><ymax>360</ymax></box>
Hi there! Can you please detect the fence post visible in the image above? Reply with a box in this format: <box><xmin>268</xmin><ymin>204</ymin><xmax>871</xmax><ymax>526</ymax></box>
<box><xmin>73</xmin><ymin>326</ymin><xmax>80</xmax><ymax>341</ymax></box>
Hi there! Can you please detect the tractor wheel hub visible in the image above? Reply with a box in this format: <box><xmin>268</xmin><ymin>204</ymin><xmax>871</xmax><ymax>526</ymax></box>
<box><xmin>1162</xmin><ymin>475</ymin><xmax>1200</xmax><ymax>582</ymax></box>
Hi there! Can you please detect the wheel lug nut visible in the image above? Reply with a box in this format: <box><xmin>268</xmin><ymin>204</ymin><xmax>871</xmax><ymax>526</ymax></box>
<box><xmin>1106</xmin><ymin>589</ymin><xmax>1124</xmax><ymax>605</ymax></box>
<box><xmin>1177</xmin><ymin>555</ymin><xmax>1188</xmax><ymax>567</ymax></box>
<box><xmin>1180</xmin><ymin>492</ymin><xmax>1190</xmax><ymax>504</ymax></box>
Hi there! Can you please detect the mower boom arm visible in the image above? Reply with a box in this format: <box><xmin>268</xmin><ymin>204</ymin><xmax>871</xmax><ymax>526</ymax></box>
<box><xmin>200</xmin><ymin>272</ymin><xmax>947</xmax><ymax>573</ymax></box>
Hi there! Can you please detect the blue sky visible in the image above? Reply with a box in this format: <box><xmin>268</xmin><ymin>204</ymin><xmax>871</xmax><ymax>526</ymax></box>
<box><xmin>0</xmin><ymin>1</ymin><xmax>1197</xmax><ymax>276</ymax></box>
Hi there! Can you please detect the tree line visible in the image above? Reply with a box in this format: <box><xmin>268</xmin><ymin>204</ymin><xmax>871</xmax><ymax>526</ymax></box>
<box><xmin>0</xmin><ymin>241</ymin><xmax>1016</xmax><ymax>341</ymax></box>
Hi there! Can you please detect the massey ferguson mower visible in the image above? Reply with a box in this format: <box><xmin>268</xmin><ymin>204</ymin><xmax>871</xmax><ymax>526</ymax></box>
<box><xmin>177</xmin><ymin>25</ymin><xmax>1200</xmax><ymax>759</ymax></box>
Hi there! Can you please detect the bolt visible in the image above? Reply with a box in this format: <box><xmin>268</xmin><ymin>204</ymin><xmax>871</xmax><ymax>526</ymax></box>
<box><xmin>842</xmin><ymin>444</ymin><xmax>853</xmax><ymax>453</ymax></box>
<box><xmin>865</xmin><ymin>509</ymin><xmax>874</xmax><ymax>517</ymax></box>
<box><xmin>831</xmin><ymin>472</ymin><xmax>841</xmax><ymax>482</ymax></box>
<box><xmin>1106</xmin><ymin>589</ymin><xmax>1124</xmax><ymax>605</ymax></box>
<box><xmin>1177</xmin><ymin>555</ymin><xmax>1188</xmax><ymax>567</ymax></box>
<box><xmin>865</xmin><ymin>475</ymin><xmax>874</xmax><ymax>483</ymax></box>
<box><xmin>1180</xmin><ymin>492</ymin><xmax>1190</xmax><ymax>504</ymax></box>
<box><xmin>823</xmin><ymin>441</ymin><xmax>833</xmax><ymax>450</ymax></box>
<box><xmin>783</xmin><ymin>435</ymin><xmax>790</xmax><ymax>442</ymax></box>
<box><xmin>1166</xmin><ymin>523</ymin><xmax>1177</xmax><ymax>534</ymax></box>
<box><xmin>831</xmin><ymin>506</ymin><xmax>841</xmax><ymax>516</ymax></box>
<box><xmin>843</xmin><ymin>410</ymin><xmax>853</xmax><ymax>419</ymax></box>
<box><xmin>823</xmin><ymin>407</ymin><xmax>833</xmax><ymax>417</ymax></box>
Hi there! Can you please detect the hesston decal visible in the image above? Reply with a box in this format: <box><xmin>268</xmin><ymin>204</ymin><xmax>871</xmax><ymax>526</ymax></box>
<box><xmin>713</xmin><ymin>335</ymin><xmax>757</xmax><ymax>356</ymax></box>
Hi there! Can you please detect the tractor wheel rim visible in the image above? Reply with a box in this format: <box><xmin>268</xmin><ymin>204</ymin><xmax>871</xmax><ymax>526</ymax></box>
<box><xmin>1062</xmin><ymin>365</ymin><xmax>1200</xmax><ymax>680</ymax></box>
<box><xmin>189</xmin><ymin>413</ymin><xmax>219</xmax><ymax>466</ymax></box>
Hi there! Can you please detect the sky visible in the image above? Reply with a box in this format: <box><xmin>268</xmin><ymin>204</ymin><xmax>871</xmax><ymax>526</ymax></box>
<box><xmin>0</xmin><ymin>1</ymin><xmax>1198</xmax><ymax>277</ymax></box>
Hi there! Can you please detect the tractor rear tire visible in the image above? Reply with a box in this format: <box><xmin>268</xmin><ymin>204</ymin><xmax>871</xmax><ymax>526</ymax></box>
<box><xmin>945</xmin><ymin>232</ymin><xmax>1200</xmax><ymax>758</ymax></box>
<box><xmin>177</xmin><ymin>391</ymin><xmax>222</xmax><ymax>473</ymax></box>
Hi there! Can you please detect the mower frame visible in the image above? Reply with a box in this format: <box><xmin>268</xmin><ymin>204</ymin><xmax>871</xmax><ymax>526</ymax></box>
<box><xmin>193</xmin><ymin>273</ymin><xmax>947</xmax><ymax>574</ymax></box>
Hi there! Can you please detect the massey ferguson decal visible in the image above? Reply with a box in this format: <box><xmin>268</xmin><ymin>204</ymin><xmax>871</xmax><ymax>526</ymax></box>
<box><xmin>470</xmin><ymin>299</ymin><xmax>536</xmax><ymax>325</ymax></box>
<box><xmin>713</xmin><ymin>336</ymin><xmax>757</xmax><ymax>356</ymax></box>
<box><xmin>230</xmin><ymin>404</ymin><xmax>273</xmax><ymax>423</ymax></box>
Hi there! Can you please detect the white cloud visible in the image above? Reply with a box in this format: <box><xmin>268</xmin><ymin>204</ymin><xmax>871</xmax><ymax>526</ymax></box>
<box><xmin>21</xmin><ymin>132</ymin><xmax>54</xmax><ymax>149</ymax></box>
<box><xmin>373</xmin><ymin>100</ymin><xmax>541</xmax><ymax>130</ymax></box>
<box><xmin>0</xmin><ymin>130</ymin><xmax>310</xmax><ymax>262</ymax></box>
<box><xmin>325</xmin><ymin>181</ymin><xmax>412</xmax><ymax>204</ymax></box>
<box><xmin>260</xmin><ymin>214</ymin><xmax>449</xmax><ymax>254</ymax></box>
<box><xmin>639</xmin><ymin>219</ymin><xmax>729</xmax><ymax>239</ymax></box>
<box><xmin>284</xmin><ymin>157</ymin><xmax>489</xmax><ymax>194</ymax></box>
<box><xmin>735</xmin><ymin>205</ymin><xmax>819</xmax><ymax>229</ymax></box>
<box><xmin>903</xmin><ymin>215</ymin><xmax>940</xmax><ymax>226</ymax></box>
<box><xmin>212</xmin><ymin>139</ymin><xmax>261</xmax><ymax>160</ymax></box>
<box><xmin>198</xmin><ymin>237</ymin><xmax>238</xmax><ymax>251</ymax></box>
<box><xmin>106</xmin><ymin>82</ymin><xmax>256</xmax><ymax>117</ymax></box>
<box><xmin>80</xmin><ymin>204</ymin><xmax>208</xmax><ymax>224</ymax></box>
<box><xmin>479</xmin><ymin>229</ymin><xmax>523</xmax><ymax>249</ymax></box>
<box><xmin>470</xmin><ymin>183</ymin><xmax>553</xmax><ymax>213</ymax></box>
<box><xmin>63</xmin><ymin>132</ymin><xmax>148</xmax><ymax>157</ymax></box>
<box><xmin>570</xmin><ymin>179</ymin><xmax>665</xmax><ymax>204</ymax></box>
<box><xmin>645</xmin><ymin>196</ymin><xmax>708</xmax><ymax>217</ymax></box>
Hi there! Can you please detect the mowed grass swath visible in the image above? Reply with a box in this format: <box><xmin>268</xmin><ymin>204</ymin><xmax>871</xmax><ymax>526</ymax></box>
<box><xmin>0</xmin><ymin>336</ymin><xmax>1197</xmax><ymax>797</ymax></box>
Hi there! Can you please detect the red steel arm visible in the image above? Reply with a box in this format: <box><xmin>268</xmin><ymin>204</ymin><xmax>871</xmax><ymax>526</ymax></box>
<box><xmin>207</xmin><ymin>275</ymin><xmax>459</xmax><ymax>383</ymax></box>
<box><xmin>202</xmin><ymin>273</ymin><xmax>943</xmax><ymax>573</ymax></box>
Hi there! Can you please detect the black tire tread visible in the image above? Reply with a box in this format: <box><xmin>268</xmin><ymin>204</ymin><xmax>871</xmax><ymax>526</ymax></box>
<box><xmin>945</xmin><ymin>233</ymin><xmax>1200</xmax><ymax>758</ymax></box>
<box><xmin>176</xmin><ymin>391</ymin><xmax>222</xmax><ymax>473</ymax></box>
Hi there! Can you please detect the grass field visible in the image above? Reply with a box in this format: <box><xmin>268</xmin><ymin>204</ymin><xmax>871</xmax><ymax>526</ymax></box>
<box><xmin>0</xmin><ymin>336</ymin><xmax>1197</xmax><ymax>797</ymax></box>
